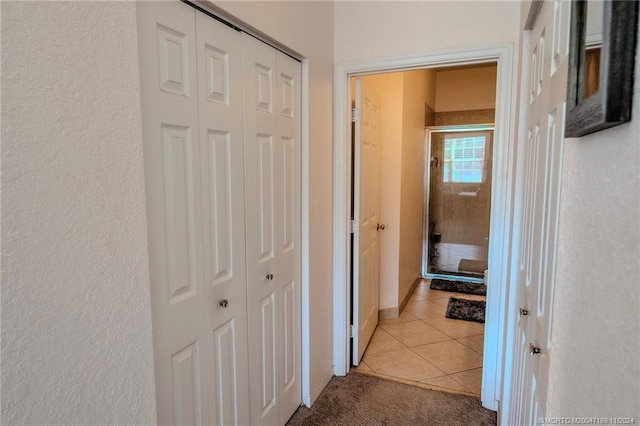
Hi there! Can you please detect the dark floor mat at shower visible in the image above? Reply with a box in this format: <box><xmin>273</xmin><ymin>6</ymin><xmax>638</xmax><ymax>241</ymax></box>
<box><xmin>446</xmin><ymin>297</ymin><xmax>486</xmax><ymax>323</ymax></box>
<box><xmin>430</xmin><ymin>278</ymin><xmax>486</xmax><ymax>296</ymax></box>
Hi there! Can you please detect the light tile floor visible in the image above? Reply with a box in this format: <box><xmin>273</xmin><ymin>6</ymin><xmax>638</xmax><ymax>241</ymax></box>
<box><xmin>354</xmin><ymin>279</ymin><xmax>485</xmax><ymax>396</ymax></box>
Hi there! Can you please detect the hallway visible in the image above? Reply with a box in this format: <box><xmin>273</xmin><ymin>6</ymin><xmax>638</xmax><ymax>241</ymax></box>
<box><xmin>354</xmin><ymin>279</ymin><xmax>486</xmax><ymax>395</ymax></box>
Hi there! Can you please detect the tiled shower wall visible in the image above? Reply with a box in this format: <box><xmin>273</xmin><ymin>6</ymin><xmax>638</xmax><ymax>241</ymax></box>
<box><xmin>428</xmin><ymin>109</ymin><xmax>495</xmax><ymax>247</ymax></box>
<box><xmin>434</xmin><ymin>108</ymin><xmax>495</xmax><ymax>126</ymax></box>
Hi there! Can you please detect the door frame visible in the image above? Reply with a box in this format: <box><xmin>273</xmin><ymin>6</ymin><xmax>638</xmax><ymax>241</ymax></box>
<box><xmin>332</xmin><ymin>44</ymin><xmax>517</xmax><ymax>412</ymax></box>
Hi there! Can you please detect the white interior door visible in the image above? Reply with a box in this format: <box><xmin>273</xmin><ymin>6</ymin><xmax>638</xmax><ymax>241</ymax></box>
<box><xmin>274</xmin><ymin>49</ymin><xmax>303</xmax><ymax>426</ymax></box>
<box><xmin>242</xmin><ymin>34</ymin><xmax>302</xmax><ymax>426</ymax></box>
<box><xmin>138</xmin><ymin>2</ymin><xmax>250</xmax><ymax>424</ymax></box>
<box><xmin>195</xmin><ymin>11</ymin><xmax>250</xmax><ymax>426</ymax></box>
<box><xmin>510</xmin><ymin>0</ymin><xmax>569</xmax><ymax>423</ymax></box>
<box><xmin>138</xmin><ymin>3</ymin><xmax>208</xmax><ymax>423</ymax></box>
<box><xmin>352</xmin><ymin>78</ymin><xmax>382</xmax><ymax>365</ymax></box>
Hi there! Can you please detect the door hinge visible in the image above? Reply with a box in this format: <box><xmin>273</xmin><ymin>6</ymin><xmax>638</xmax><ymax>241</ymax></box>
<box><xmin>351</xmin><ymin>107</ymin><xmax>360</xmax><ymax>123</ymax></box>
<box><xmin>350</xmin><ymin>219</ymin><xmax>358</xmax><ymax>234</ymax></box>
<box><xmin>349</xmin><ymin>325</ymin><xmax>355</xmax><ymax>338</ymax></box>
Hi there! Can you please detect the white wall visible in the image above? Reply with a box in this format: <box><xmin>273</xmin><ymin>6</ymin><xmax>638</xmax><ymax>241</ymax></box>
<box><xmin>361</xmin><ymin>73</ymin><xmax>404</xmax><ymax>310</ymax></box>
<box><xmin>398</xmin><ymin>70</ymin><xmax>432</xmax><ymax>304</ymax></box>
<box><xmin>363</xmin><ymin>70</ymin><xmax>434</xmax><ymax>311</ymax></box>
<box><xmin>334</xmin><ymin>1</ymin><xmax>520</xmax><ymax>63</ymax></box>
<box><xmin>1</xmin><ymin>2</ymin><xmax>157</xmax><ymax>424</ymax></box>
<box><xmin>208</xmin><ymin>0</ymin><xmax>336</xmax><ymax>404</ymax></box>
<box><xmin>546</xmin><ymin>22</ymin><xmax>640</xmax><ymax>417</ymax></box>
<box><xmin>435</xmin><ymin>65</ymin><xmax>497</xmax><ymax>112</ymax></box>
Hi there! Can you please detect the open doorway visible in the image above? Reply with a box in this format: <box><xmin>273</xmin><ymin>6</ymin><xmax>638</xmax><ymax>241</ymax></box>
<box><xmin>349</xmin><ymin>63</ymin><xmax>497</xmax><ymax>397</ymax></box>
<box><xmin>333</xmin><ymin>45</ymin><xmax>517</xmax><ymax>411</ymax></box>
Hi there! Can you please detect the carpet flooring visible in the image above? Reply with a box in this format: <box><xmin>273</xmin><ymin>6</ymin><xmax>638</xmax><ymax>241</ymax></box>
<box><xmin>430</xmin><ymin>278</ymin><xmax>487</xmax><ymax>296</ymax></box>
<box><xmin>446</xmin><ymin>297</ymin><xmax>486</xmax><ymax>323</ymax></box>
<box><xmin>286</xmin><ymin>372</ymin><xmax>496</xmax><ymax>426</ymax></box>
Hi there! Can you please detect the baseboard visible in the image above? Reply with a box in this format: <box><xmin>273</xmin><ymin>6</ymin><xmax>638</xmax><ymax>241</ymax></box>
<box><xmin>399</xmin><ymin>277</ymin><xmax>422</xmax><ymax>313</ymax></box>
<box><xmin>306</xmin><ymin>366</ymin><xmax>333</xmax><ymax>407</ymax></box>
<box><xmin>378</xmin><ymin>277</ymin><xmax>423</xmax><ymax>320</ymax></box>
<box><xmin>378</xmin><ymin>307</ymin><xmax>399</xmax><ymax>321</ymax></box>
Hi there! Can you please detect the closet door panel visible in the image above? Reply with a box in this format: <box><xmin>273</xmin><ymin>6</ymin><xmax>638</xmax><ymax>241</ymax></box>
<box><xmin>257</xmin><ymin>133</ymin><xmax>275</xmax><ymax>263</ymax></box>
<box><xmin>244</xmin><ymin>36</ymin><xmax>302</xmax><ymax>426</ymax></box>
<box><xmin>137</xmin><ymin>3</ymin><xmax>209</xmax><ymax>424</ymax></box>
<box><xmin>242</xmin><ymin>34</ymin><xmax>281</xmax><ymax>426</ymax></box>
<box><xmin>141</xmin><ymin>6</ymin><xmax>301</xmax><ymax>424</ymax></box>
<box><xmin>275</xmin><ymin>51</ymin><xmax>302</xmax><ymax>425</ymax></box>
<box><xmin>195</xmin><ymin>12</ymin><xmax>249</xmax><ymax>426</ymax></box>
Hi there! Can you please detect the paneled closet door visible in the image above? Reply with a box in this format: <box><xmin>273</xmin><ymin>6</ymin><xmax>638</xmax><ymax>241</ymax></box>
<box><xmin>509</xmin><ymin>0</ymin><xmax>569</xmax><ymax>423</ymax></box>
<box><xmin>274</xmin><ymin>48</ymin><xmax>302</xmax><ymax>426</ymax></box>
<box><xmin>242</xmin><ymin>34</ymin><xmax>302</xmax><ymax>426</ymax></box>
<box><xmin>137</xmin><ymin>3</ymin><xmax>209</xmax><ymax>424</ymax></box>
<box><xmin>138</xmin><ymin>2</ymin><xmax>250</xmax><ymax>424</ymax></box>
<box><xmin>195</xmin><ymin>12</ymin><xmax>250</xmax><ymax>426</ymax></box>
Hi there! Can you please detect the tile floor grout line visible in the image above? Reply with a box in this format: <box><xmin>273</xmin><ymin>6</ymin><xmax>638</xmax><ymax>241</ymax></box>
<box><xmin>356</xmin><ymin>278</ymin><xmax>485</xmax><ymax>396</ymax></box>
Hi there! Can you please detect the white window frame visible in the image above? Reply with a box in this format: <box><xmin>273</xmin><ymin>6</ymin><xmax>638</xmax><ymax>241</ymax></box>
<box><xmin>444</xmin><ymin>133</ymin><xmax>488</xmax><ymax>184</ymax></box>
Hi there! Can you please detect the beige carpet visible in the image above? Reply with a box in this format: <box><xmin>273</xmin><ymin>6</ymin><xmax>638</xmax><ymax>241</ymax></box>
<box><xmin>286</xmin><ymin>372</ymin><xmax>496</xmax><ymax>426</ymax></box>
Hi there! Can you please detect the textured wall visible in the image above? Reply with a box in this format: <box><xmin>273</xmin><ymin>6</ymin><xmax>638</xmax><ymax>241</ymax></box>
<box><xmin>213</xmin><ymin>0</ymin><xmax>335</xmax><ymax>403</ymax></box>
<box><xmin>435</xmin><ymin>65</ymin><xmax>497</xmax><ymax>112</ymax></box>
<box><xmin>546</xmin><ymin>24</ymin><xmax>640</xmax><ymax>418</ymax></box>
<box><xmin>398</xmin><ymin>70</ymin><xmax>432</xmax><ymax>304</ymax></box>
<box><xmin>334</xmin><ymin>1</ymin><xmax>520</xmax><ymax>63</ymax></box>
<box><xmin>434</xmin><ymin>109</ymin><xmax>496</xmax><ymax>126</ymax></box>
<box><xmin>1</xmin><ymin>2</ymin><xmax>157</xmax><ymax>424</ymax></box>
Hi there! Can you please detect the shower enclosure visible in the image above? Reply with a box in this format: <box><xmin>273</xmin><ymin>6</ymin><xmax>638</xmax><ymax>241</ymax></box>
<box><xmin>422</xmin><ymin>125</ymin><xmax>494</xmax><ymax>279</ymax></box>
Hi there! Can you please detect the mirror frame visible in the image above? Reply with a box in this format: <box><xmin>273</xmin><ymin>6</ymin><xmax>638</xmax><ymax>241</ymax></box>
<box><xmin>565</xmin><ymin>0</ymin><xmax>639</xmax><ymax>137</ymax></box>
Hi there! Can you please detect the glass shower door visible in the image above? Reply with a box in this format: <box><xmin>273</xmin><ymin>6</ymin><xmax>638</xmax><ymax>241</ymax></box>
<box><xmin>425</xmin><ymin>129</ymin><xmax>493</xmax><ymax>278</ymax></box>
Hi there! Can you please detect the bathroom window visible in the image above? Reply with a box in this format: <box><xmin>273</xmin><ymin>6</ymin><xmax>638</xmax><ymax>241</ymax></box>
<box><xmin>443</xmin><ymin>135</ymin><xmax>486</xmax><ymax>183</ymax></box>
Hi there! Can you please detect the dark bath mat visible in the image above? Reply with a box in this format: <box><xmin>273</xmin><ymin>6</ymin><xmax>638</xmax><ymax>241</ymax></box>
<box><xmin>446</xmin><ymin>297</ymin><xmax>486</xmax><ymax>323</ymax></box>
<box><xmin>430</xmin><ymin>278</ymin><xmax>487</xmax><ymax>296</ymax></box>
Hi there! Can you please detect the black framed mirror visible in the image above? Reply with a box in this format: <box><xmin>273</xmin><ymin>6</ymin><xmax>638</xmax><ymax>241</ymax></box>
<box><xmin>565</xmin><ymin>0</ymin><xmax>639</xmax><ymax>137</ymax></box>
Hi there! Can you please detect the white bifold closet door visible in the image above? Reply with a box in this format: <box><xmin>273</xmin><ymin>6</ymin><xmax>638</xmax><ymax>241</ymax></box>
<box><xmin>138</xmin><ymin>2</ymin><xmax>250</xmax><ymax>424</ymax></box>
<box><xmin>242</xmin><ymin>34</ymin><xmax>302</xmax><ymax>426</ymax></box>
<box><xmin>137</xmin><ymin>2</ymin><xmax>301</xmax><ymax>425</ymax></box>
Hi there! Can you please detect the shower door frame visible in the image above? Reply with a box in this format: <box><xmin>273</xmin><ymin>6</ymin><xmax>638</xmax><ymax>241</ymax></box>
<box><xmin>422</xmin><ymin>124</ymin><xmax>495</xmax><ymax>281</ymax></box>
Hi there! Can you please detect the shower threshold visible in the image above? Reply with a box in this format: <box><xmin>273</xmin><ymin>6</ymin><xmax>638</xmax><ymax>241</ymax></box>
<box><xmin>422</xmin><ymin>272</ymin><xmax>483</xmax><ymax>284</ymax></box>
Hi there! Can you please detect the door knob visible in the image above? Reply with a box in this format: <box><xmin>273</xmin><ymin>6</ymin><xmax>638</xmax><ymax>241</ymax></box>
<box><xmin>266</xmin><ymin>274</ymin><xmax>274</xmax><ymax>280</ymax></box>
<box><xmin>376</xmin><ymin>223</ymin><xmax>386</xmax><ymax>231</ymax></box>
<box><xmin>519</xmin><ymin>308</ymin><xmax>529</xmax><ymax>317</ymax></box>
<box><xmin>529</xmin><ymin>343</ymin><xmax>542</xmax><ymax>357</ymax></box>
<box><xmin>219</xmin><ymin>299</ymin><xmax>229</xmax><ymax>308</ymax></box>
